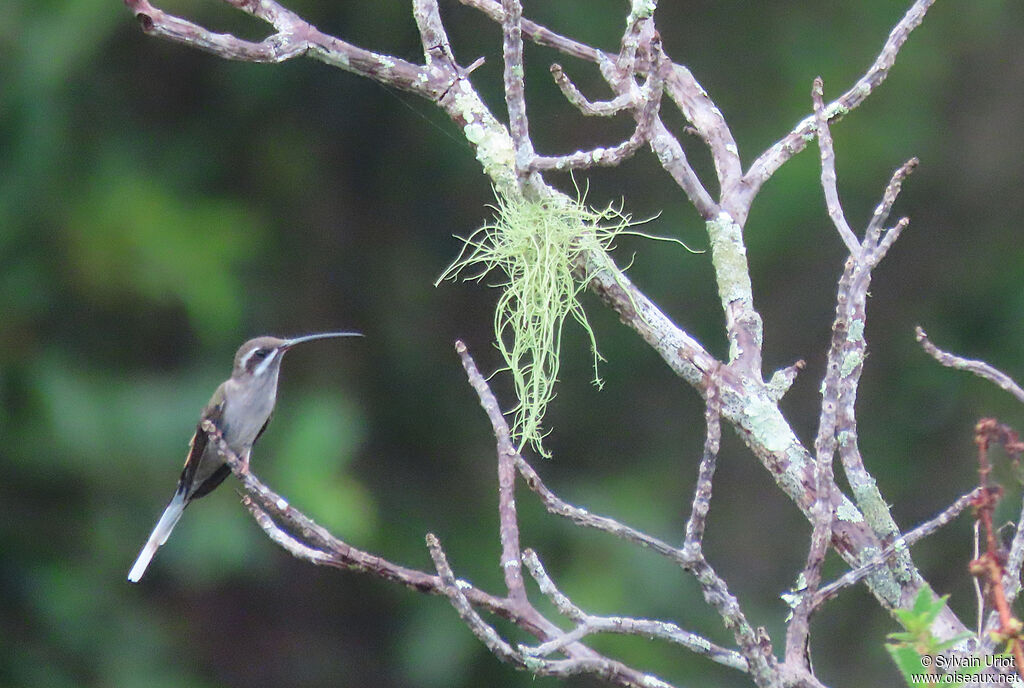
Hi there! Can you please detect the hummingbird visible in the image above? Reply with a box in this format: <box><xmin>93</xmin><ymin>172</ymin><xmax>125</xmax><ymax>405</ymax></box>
<box><xmin>127</xmin><ymin>331</ymin><xmax>362</xmax><ymax>583</ymax></box>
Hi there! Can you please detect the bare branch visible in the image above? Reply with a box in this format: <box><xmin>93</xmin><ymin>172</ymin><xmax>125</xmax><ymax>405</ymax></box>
<box><xmin>529</xmin><ymin>118</ymin><xmax>650</xmax><ymax>171</ymax></box>
<box><xmin>241</xmin><ymin>496</ymin><xmax>336</xmax><ymax>566</ymax></box>
<box><xmin>648</xmin><ymin>119</ymin><xmax>720</xmax><ymax>219</ymax></box>
<box><xmin>865</xmin><ymin>158</ymin><xmax>919</xmax><ymax>250</ymax></box>
<box><xmin>458</xmin><ymin>0</ymin><xmax>604</xmax><ymax>64</ymax></box>
<box><xmin>550</xmin><ymin>64</ymin><xmax>634</xmax><ymax>116</ymax></box>
<box><xmin>683</xmin><ymin>377</ymin><xmax>722</xmax><ymax>550</ymax></box>
<box><xmin>706</xmin><ymin>211</ymin><xmax>765</xmax><ymax>372</ymax></box>
<box><xmin>455</xmin><ymin>338</ymin><xmax>686</xmax><ymax>558</ymax></box>
<box><xmin>429</xmin><ymin>533</ymin><xmax>686</xmax><ymax>687</ymax></box>
<box><xmin>434</xmin><ymin>10</ymin><xmax>953</xmax><ymax>635</ymax></box>
<box><xmin>456</xmin><ymin>342</ymin><xmax>776</xmax><ymax>684</ymax></box>
<box><xmin>812</xmin><ymin>77</ymin><xmax>861</xmax><ymax>257</ymax></box>
<box><xmin>123</xmin><ymin>0</ymin><xmax>448</xmax><ymax>97</ymax></box>
<box><xmin>781</xmin><ymin>93</ymin><xmax>917</xmax><ymax>663</ymax></box>
<box><xmin>533</xmin><ymin>36</ymin><xmax>666</xmax><ymax>172</ymax></box>
<box><xmin>520</xmin><ymin>550</ymin><xmax>749</xmax><ymax>672</ymax></box>
<box><xmin>201</xmin><ymin>421</ymin><xmax>549</xmax><ymax>635</ymax></box>
<box><xmin>664</xmin><ymin>63</ymin><xmax>743</xmax><ymax>199</ymax></box>
<box><xmin>124</xmin><ymin>0</ymin><xmax>307</xmax><ymax>62</ymax></box>
<box><xmin>582</xmin><ymin>253</ymin><xmax>719</xmax><ymax>387</ymax></box>
<box><xmin>426</xmin><ymin>533</ymin><xmax>525</xmax><ymax>664</ymax></box>
<box><xmin>617</xmin><ymin>0</ymin><xmax>659</xmax><ymax>75</ymax></box>
<box><xmin>916</xmin><ymin>327</ymin><xmax>1024</xmax><ymax>405</ymax></box>
<box><xmin>742</xmin><ymin>0</ymin><xmax>937</xmax><ymax>204</ymax></box>
<box><xmin>520</xmin><ymin>549</ymin><xmax>586</xmax><ymax>623</ymax></box>
<box><xmin>802</xmin><ymin>121</ymin><xmax>917</xmax><ymax>592</ymax></box>
<box><xmin>454</xmin><ymin>341</ymin><xmax>527</xmax><ymax>603</ymax></box>
<box><xmin>785</xmin><ymin>226</ymin><xmax>839</xmax><ymax>667</ymax></box>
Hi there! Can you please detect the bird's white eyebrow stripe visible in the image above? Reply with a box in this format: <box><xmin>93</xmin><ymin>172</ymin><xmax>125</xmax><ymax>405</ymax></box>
<box><xmin>239</xmin><ymin>346</ymin><xmax>260</xmax><ymax>371</ymax></box>
<box><xmin>253</xmin><ymin>348</ymin><xmax>278</xmax><ymax>377</ymax></box>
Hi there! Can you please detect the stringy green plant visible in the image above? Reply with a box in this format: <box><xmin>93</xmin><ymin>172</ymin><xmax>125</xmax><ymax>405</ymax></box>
<box><xmin>437</xmin><ymin>189</ymin><xmax>694</xmax><ymax>457</ymax></box>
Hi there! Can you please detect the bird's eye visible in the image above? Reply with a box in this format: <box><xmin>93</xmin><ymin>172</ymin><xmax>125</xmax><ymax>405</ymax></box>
<box><xmin>252</xmin><ymin>348</ymin><xmax>270</xmax><ymax>360</ymax></box>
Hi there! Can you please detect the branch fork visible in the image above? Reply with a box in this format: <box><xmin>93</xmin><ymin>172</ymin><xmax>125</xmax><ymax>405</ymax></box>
<box><xmin>123</xmin><ymin>0</ymin><xmax>1014</xmax><ymax>683</ymax></box>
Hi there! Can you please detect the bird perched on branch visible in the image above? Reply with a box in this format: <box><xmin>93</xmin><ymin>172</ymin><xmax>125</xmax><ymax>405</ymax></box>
<box><xmin>127</xmin><ymin>331</ymin><xmax>362</xmax><ymax>583</ymax></box>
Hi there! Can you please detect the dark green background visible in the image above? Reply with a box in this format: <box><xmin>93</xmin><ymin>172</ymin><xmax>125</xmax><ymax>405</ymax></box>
<box><xmin>2</xmin><ymin>1</ymin><xmax>1022</xmax><ymax>686</ymax></box>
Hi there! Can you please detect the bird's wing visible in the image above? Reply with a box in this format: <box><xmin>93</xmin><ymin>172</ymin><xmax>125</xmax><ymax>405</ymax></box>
<box><xmin>176</xmin><ymin>387</ymin><xmax>228</xmax><ymax>502</ymax></box>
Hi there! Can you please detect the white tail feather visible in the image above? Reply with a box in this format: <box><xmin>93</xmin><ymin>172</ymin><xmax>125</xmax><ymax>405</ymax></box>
<box><xmin>127</xmin><ymin>492</ymin><xmax>187</xmax><ymax>583</ymax></box>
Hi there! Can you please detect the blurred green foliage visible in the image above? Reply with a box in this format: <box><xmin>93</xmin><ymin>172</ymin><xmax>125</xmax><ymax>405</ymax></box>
<box><xmin>1</xmin><ymin>1</ymin><xmax>1022</xmax><ymax>687</ymax></box>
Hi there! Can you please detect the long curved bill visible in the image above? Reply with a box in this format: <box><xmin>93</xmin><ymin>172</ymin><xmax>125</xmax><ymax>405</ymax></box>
<box><xmin>282</xmin><ymin>331</ymin><xmax>364</xmax><ymax>349</ymax></box>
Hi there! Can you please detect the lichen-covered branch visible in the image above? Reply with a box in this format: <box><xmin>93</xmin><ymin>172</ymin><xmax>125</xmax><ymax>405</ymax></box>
<box><xmin>781</xmin><ymin>84</ymin><xmax>845</xmax><ymax>661</ymax></box>
<box><xmin>806</xmin><ymin>78</ymin><xmax>930</xmax><ymax>630</ymax></box>
<box><xmin>812</xmin><ymin>489</ymin><xmax>981</xmax><ymax>609</ymax></box>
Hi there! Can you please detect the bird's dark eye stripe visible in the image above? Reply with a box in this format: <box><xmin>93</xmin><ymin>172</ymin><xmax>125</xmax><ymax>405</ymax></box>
<box><xmin>241</xmin><ymin>347</ymin><xmax>274</xmax><ymax>373</ymax></box>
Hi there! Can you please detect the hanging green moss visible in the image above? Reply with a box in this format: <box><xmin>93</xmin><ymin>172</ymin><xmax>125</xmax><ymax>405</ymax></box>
<box><xmin>438</xmin><ymin>189</ymin><xmax>695</xmax><ymax>457</ymax></box>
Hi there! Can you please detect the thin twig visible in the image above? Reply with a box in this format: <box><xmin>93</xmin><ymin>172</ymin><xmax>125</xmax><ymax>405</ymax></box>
<box><xmin>742</xmin><ymin>0</ymin><xmax>938</xmax><ymax>208</ymax></box>
<box><xmin>812</xmin><ymin>77</ymin><xmax>861</xmax><ymax>257</ymax></box>
<box><xmin>520</xmin><ymin>550</ymin><xmax>748</xmax><ymax>672</ymax></box>
<box><xmin>458</xmin><ymin>0</ymin><xmax>603</xmax><ymax>64</ymax></box>
<box><xmin>427</xmin><ymin>533</ymin><xmax>525</xmax><ymax>663</ymax></box>
<box><xmin>550</xmin><ymin>64</ymin><xmax>635</xmax><ymax>116</ymax></box>
<box><xmin>683</xmin><ymin>376</ymin><xmax>721</xmax><ymax>550</ymax></box>
<box><xmin>533</xmin><ymin>35</ymin><xmax>666</xmax><ymax>172</ymax></box>
<box><xmin>124</xmin><ymin>0</ymin><xmax>448</xmax><ymax>97</ymax></box>
<box><xmin>916</xmin><ymin>328</ymin><xmax>1024</xmax><ymax>405</ymax></box>
<box><xmin>241</xmin><ymin>497</ymin><xmax>336</xmax><ymax>566</ymax></box>
<box><xmin>455</xmin><ymin>340</ymin><xmax>527</xmax><ymax>603</ymax></box>
<box><xmin>201</xmin><ymin>421</ymin><xmax>549</xmax><ymax>634</ymax></box>
<box><xmin>865</xmin><ymin>158</ymin><xmax>918</xmax><ymax>250</ymax></box>
<box><xmin>786</xmin><ymin>270</ymin><xmax>839</xmax><ymax>670</ymax></box>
